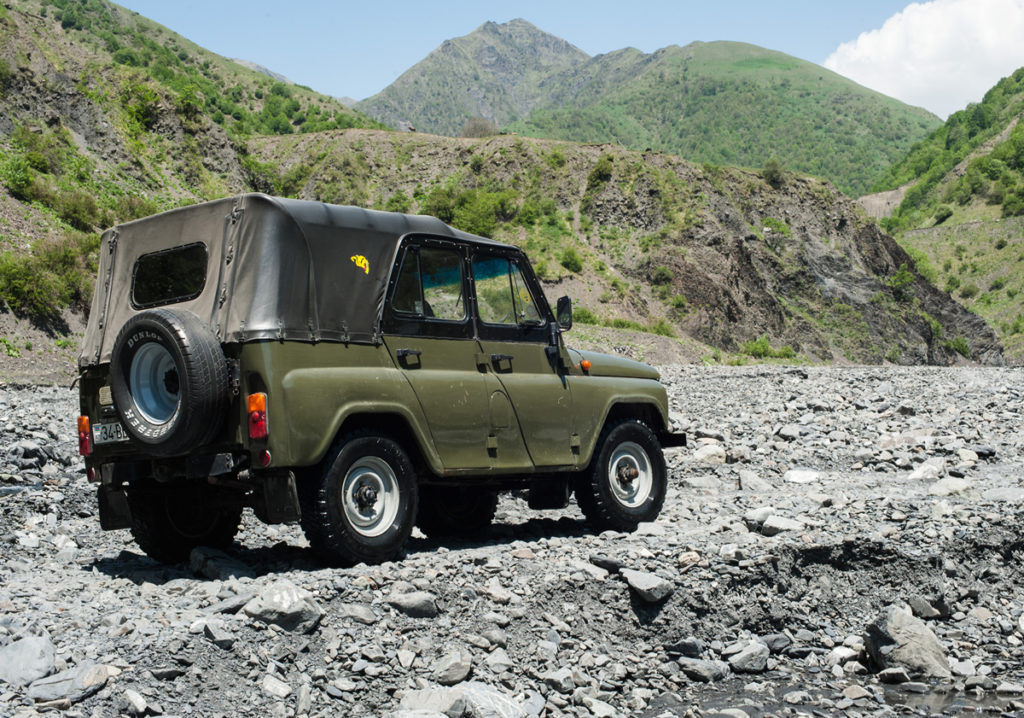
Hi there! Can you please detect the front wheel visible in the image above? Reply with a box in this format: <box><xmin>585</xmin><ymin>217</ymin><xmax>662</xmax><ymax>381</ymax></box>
<box><xmin>575</xmin><ymin>419</ymin><xmax>667</xmax><ymax>532</ymax></box>
<box><xmin>126</xmin><ymin>483</ymin><xmax>242</xmax><ymax>564</ymax></box>
<box><xmin>300</xmin><ymin>432</ymin><xmax>417</xmax><ymax>566</ymax></box>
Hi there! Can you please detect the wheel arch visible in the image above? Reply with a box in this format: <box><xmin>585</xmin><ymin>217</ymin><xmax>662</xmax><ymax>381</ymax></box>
<box><xmin>580</xmin><ymin>401</ymin><xmax>667</xmax><ymax>470</ymax></box>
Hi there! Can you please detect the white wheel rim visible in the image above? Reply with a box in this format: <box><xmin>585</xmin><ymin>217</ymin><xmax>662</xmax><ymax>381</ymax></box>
<box><xmin>130</xmin><ymin>342</ymin><xmax>180</xmax><ymax>424</ymax></box>
<box><xmin>342</xmin><ymin>457</ymin><xmax>400</xmax><ymax>537</ymax></box>
<box><xmin>607</xmin><ymin>441</ymin><xmax>653</xmax><ymax>508</ymax></box>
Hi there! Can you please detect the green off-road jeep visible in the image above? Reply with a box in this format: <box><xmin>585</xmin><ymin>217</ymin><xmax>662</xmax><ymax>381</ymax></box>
<box><xmin>77</xmin><ymin>194</ymin><xmax>685</xmax><ymax>565</ymax></box>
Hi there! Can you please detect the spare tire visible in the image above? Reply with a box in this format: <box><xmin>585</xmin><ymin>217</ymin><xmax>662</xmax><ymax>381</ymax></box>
<box><xmin>110</xmin><ymin>308</ymin><xmax>228</xmax><ymax>457</ymax></box>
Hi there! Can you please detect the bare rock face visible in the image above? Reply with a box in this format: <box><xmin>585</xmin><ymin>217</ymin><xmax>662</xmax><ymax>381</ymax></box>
<box><xmin>863</xmin><ymin>604</ymin><xmax>952</xmax><ymax>679</ymax></box>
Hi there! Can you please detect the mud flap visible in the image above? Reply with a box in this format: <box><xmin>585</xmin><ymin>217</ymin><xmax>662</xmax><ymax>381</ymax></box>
<box><xmin>254</xmin><ymin>471</ymin><xmax>302</xmax><ymax>524</ymax></box>
<box><xmin>98</xmin><ymin>484</ymin><xmax>132</xmax><ymax>530</ymax></box>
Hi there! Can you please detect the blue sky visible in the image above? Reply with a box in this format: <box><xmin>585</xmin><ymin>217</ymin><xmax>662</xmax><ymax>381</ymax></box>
<box><xmin>115</xmin><ymin>0</ymin><xmax>1024</xmax><ymax>118</ymax></box>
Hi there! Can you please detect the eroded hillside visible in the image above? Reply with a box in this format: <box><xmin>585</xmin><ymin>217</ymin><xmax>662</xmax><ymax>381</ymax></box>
<box><xmin>248</xmin><ymin>130</ymin><xmax>1001</xmax><ymax>365</ymax></box>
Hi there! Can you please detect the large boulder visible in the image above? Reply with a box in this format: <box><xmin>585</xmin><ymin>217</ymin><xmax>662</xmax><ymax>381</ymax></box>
<box><xmin>863</xmin><ymin>604</ymin><xmax>951</xmax><ymax>679</ymax></box>
<box><xmin>241</xmin><ymin>579</ymin><xmax>324</xmax><ymax>633</ymax></box>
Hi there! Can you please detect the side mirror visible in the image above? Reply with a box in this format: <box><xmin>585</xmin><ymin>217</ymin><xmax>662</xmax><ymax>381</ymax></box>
<box><xmin>556</xmin><ymin>296</ymin><xmax>573</xmax><ymax>331</ymax></box>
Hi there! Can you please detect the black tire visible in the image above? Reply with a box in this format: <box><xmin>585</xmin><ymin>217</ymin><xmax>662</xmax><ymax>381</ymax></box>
<box><xmin>575</xmin><ymin>419</ymin><xmax>667</xmax><ymax>532</ymax></box>
<box><xmin>126</xmin><ymin>483</ymin><xmax>242</xmax><ymax>564</ymax></box>
<box><xmin>109</xmin><ymin>308</ymin><xmax>228</xmax><ymax>457</ymax></box>
<box><xmin>416</xmin><ymin>486</ymin><xmax>498</xmax><ymax>538</ymax></box>
<box><xmin>299</xmin><ymin>432</ymin><xmax>417</xmax><ymax>566</ymax></box>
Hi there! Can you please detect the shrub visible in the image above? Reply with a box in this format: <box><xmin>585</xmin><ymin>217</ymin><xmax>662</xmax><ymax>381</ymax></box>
<box><xmin>990</xmin><ymin>277</ymin><xmax>1007</xmax><ymax>291</ymax></box>
<box><xmin>942</xmin><ymin>336</ymin><xmax>970</xmax><ymax>357</ymax></box>
<box><xmin>459</xmin><ymin>117</ymin><xmax>499</xmax><ymax>138</ymax></box>
<box><xmin>586</xmin><ymin>155</ymin><xmax>613</xmax><ymax>192</ymax></box>
<box><xmin>762</xmin><ymin>158</ymin><xmax>785</xmax><ymax>188</ymax></box>
<box><xmin>934</xmin><ymin>204</ymin><xmax>954</xmax><ymax>223</ymax></box>
<box><xmin>740</xmin><ymin>335</ymin><xmax>796</xmax><ymax>359</ymax></box>
<box><xmin>469</xmin><ymin>154</ymin><xmax>484</xmax><ymax>173</ymax></box>
<box><xmin>559</xmin><ymin>247</ymin><xmax>583</xmax><ymax>273</ymax></box>
<box><xmin>651</xmin><ymin>265</ymin><xmax>673</xmax><ymax>285</ymax></box>
<box><xmin>959</xmin><ymin>283</ymin><xmax>980</xmax><ymax>299</ymax></box>
<box><xmin>56</xmin><ymin>190</ymin><xmax>100</xmax><ymax>230</ymax></box>
<box><xmin>0</xmin><ymin>155</ymin><xmax>34</xmax><ymax>199</ymax></box>
<box><xmin>886</xmin><ymin>263</ymin><xmax>915</xmax><ymax>301</ymax></box>
<box><xmin>384</xmin><ymin>191</ymin><xmax>411</xmax><ymax>214</ymax></box>
<box><xmin>649</xmin><ymin>319</ymin><xmax>675</xmax><ymax>337</ymax></box>
<box><xmin>574</xmin><ymin>307</ymin><xmax>599</xmax><ymax>325</ymax></box>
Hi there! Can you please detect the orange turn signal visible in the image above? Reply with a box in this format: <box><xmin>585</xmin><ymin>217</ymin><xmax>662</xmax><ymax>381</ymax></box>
<box><xmin>77</xmin><ymin>416</ymin><xmax>93</xmax><ymax>457</ymax></box>
<box><xmin>247</xmin><ymin>392</ymin><xmax>268</xmax><ymax>440</ymax></box>
<box><xmin>580</xmin><ymin>359</ymin><xmax>592</xmax><ymax>373</ymax></box>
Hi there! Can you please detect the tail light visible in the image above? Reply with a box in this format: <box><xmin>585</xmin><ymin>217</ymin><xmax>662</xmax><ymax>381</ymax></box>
<box><xmin>247</xmin><ymin>393</ymin><xmax>268</xmax><ymax>440</ymax></box>
<box><xmin>77</xmin><ymin>416</ymin><xmax>93</xmax><ymax>456</ymax></box>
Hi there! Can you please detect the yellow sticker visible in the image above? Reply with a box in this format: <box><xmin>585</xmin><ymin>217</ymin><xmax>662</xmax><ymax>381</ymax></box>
<box><xmin>350</xmin><ymin>255</ymin><xmax>369</xmax><ymax>274</ymax></box>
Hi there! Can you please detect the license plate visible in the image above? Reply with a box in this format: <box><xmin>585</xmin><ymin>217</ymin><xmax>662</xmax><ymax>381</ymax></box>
<box><xmin>94</xmin><ymin>421</ymin><xmax>130</xmax><ymax>445</ymax></box>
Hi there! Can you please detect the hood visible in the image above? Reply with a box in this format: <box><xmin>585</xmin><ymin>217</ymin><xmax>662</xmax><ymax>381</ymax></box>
<box><xmin>569</xmin><ymin>349</ymin><xmax>661</xmax><ymax>380</ymax></box>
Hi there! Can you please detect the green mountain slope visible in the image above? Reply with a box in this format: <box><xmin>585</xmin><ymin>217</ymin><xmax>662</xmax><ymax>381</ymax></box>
<box><xmin>510</xmin><ymin>41</ymin><xmax>940</xmax><ymax>197</ymax></box>
<box><xmin>357</xmin><ymin>23</ymin><xmax>941</xmax><ymax>197</ymax></box>
<box><xmin>357</xmin><ymin>19</ymin><xmax>588</xmax><ymax>135</ymax></box>
<box><xmin>863</xmin><ymin>67</ymin><xmax>1024</xmax><ymax>359</ymax></box>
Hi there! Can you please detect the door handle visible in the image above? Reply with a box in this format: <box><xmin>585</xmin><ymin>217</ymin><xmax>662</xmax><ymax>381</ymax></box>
<box><xmin>396</xmin><ymin>349</ymin><xmax>422</xmax><ymax>358</ymax></box>
<box><xmin>491</xmin><ymin>354</ymin><xmax>514</xmax><ymax>363</ymax></box>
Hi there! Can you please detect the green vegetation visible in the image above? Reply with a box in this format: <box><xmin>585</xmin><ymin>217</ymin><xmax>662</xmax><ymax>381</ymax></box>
<box><xmin>878</xmin><ymin>67</ymin><xmax>1024</xmax><ymax>232</ymax></box>
<box><xmin>739</xmin><ymin>335</ymin><xmax>796</xmax><ymax>359</ymax></box>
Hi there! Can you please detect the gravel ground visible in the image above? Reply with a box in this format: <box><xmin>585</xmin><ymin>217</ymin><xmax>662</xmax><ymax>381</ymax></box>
<box><xmin>2</xmin><ymin>366</ymin><xmax>1024</xmax><ymax>717</ymax></box>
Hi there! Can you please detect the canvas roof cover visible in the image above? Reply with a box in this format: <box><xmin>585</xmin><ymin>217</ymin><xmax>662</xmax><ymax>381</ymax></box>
<box><xmin>80</xmin><ymin>193</ymin><xmax>511</xmax><ymax>368</ymax></box>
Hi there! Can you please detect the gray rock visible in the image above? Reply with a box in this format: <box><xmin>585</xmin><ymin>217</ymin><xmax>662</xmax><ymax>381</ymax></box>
<box><xmin>692</xmin><ymin>443</ymin><xmax>726</xmax><ymax>464</ymax></box>
<box><xmin>543</xmin><ymin>666</ymin><xmax>576</xmax><ymax>693</ymax></box>
<box><xmin>727</xmin><ymin>641</ymin><xmax>770</xmax><ymax>673</ymax></box>
<box><xmin>761</xmin><ymin>515</ymin><xmax>804</xmax><ymax>536</ymax></box>
<box><xmin>190</xmin><ymin>546</ymin><xmax>254</xmax><ymax>580</ymax></box>
<box><xmin>928</xmin><ymin>477</ymin><xmax>972</xmax><ymax>497</ymax></box>
<box><xmin>388</xmin><ymin>590</ymin><xmax>440</xmax><ymax>618</ymax></box>
<box><xmin>783</xmin><ymin>468</ymin><xmax>819</xmax><ymax>483</ymax></box>
<box><xmin>982</xmin><ymin>487</ymin><xmax>1024</xmax><ymax>502</ymax></box>
<box><xmin>877</xmin><ymin>667</ymin><xmax>911</xmax><ymax>684</ymax></box>
<box><xmin>242</xmin><ymin>579</ymin><xmax>324</xmax><ymax>633</ymax></box>
<box><xmin>398</xmin><ymin>682</ymin><xmax>526</xmax><ymax>718</ymax></box>
<box><xmin>677</xmin><ymin>657</ymin><xmax>729</xmax><ymax>682</ymax></box>
<box><xmin>296</xmin><ymin>683</ymin><xmax>312</xmax><ymax>716</ymax></box>
<box><xmin>261</xmin><ymin>673</ymin><xmax>292</xmax><ymax>698</ymax></box>
<box><xmin>120</xmin><ymin>688</ymin><xmax>148</xmax><ymax>717</ymax></box>
<box><xmin>27</xmin><ymin>663</ymin><xmax>118</xmax><ymax>703</ymax></box>
<box><xmin>203</xmin><ymin>620</ymin><xmax>235</xmax><ymax>649</ymax></box>
<box><xmin>338</xmin><ymin>602</ymin><xmax>378</xmax><ymax>625</ymax></box>
<box><xmin>738</xmin><ymin>470</ymin><xmax>773</xmax><ymax>492</ymax></box>
<box><xmin>620</xmin><ymin>568</ymin><xmax>673</xmax><ymax>602</ymax></box>
<box><xmin>863</xmin><ymin>604</ymin><xmax>951</xmax><ymax>679</ymax></box>
<box><xmin>0</xmin><ymin>635</ymin><xmax>55</xmax><ymax>686</ymax></box>
<box><xmin>432</xmin><ymin>649</ymin><xmax>472</xmax><ymax>685</ymax></box>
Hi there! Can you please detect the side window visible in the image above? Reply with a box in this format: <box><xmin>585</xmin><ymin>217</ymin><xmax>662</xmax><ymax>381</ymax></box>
<box><xmin>473</xmin><ymin>255</ymin><xmax>543</xmax><ymax>326</ymax></box>
<box><xmin>392</xmin><ymin>247</ymin><xmax>465</xmax><ymax>321</ymax></box>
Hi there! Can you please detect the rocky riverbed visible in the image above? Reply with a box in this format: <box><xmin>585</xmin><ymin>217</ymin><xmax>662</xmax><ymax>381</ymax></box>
<box><xmin>2</xmin><ymin>366</ymin><xmax>1024</xmax><ymax>717</ymax></box>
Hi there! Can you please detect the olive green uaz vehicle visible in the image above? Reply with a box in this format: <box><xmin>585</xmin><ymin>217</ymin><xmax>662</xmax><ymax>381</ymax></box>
<box><xmin>77</xmin><ymin>194</ymin><xmax>685</xmax><ymax>565</ymax></box>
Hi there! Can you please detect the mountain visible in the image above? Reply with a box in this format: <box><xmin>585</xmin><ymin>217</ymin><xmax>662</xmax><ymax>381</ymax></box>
<box><xmin>357</xmin><ymin>23</ymin><xmax>941</xmax><ymax>197</ymax></box>
<box><xmin>860</xmin><ymin>67</ymin><xmax>1024</xmax><ymax>360</ymax></box>
<box><xmin>0</xmin><ymin>1</ymin><xmax>1002</xmax><ymax>366</ymax></box>
<box><xmin>358</xmin><ymin>19</ymin><xmax>588</xmax><ymax>135</ymax></box>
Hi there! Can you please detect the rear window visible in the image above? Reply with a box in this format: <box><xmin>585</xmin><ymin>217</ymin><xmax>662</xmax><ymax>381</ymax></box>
<box><xmin>131</xmin><ymin>243</ymin><xmax>208</xmax><ymax>308</ymax></box>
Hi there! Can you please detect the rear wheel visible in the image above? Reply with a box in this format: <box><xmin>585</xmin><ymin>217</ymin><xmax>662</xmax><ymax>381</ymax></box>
<box><xmin>575</xmin><ymin>419</ymin><xmax>666</xmax><ymax>532</ymax></box>
<box><xmin>126</xmin><ymin>483</ymin><xmax>242</xmax><ymax>564</ymax></box>
<box><xmin>416</xmin><ymin>486</ymin><xmax>498</xmax><ymax>538</ymax></box>
<box><xmin>299</xmin><ymin>432</ymin><xmax>417</xmax><ymax>566</ymax></box>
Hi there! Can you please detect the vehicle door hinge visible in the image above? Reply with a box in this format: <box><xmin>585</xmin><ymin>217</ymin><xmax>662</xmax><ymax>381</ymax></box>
<box><xmin>570</xmin><ymin>433</ymin><xmax>581</xmax><ymax>454</ymax></box>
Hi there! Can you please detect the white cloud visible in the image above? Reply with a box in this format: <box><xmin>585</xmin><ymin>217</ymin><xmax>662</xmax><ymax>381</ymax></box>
<box><xmin>824</xmin><ymin>0</ymin><xmax>1024</xmax><ymax>118</ymax></box>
